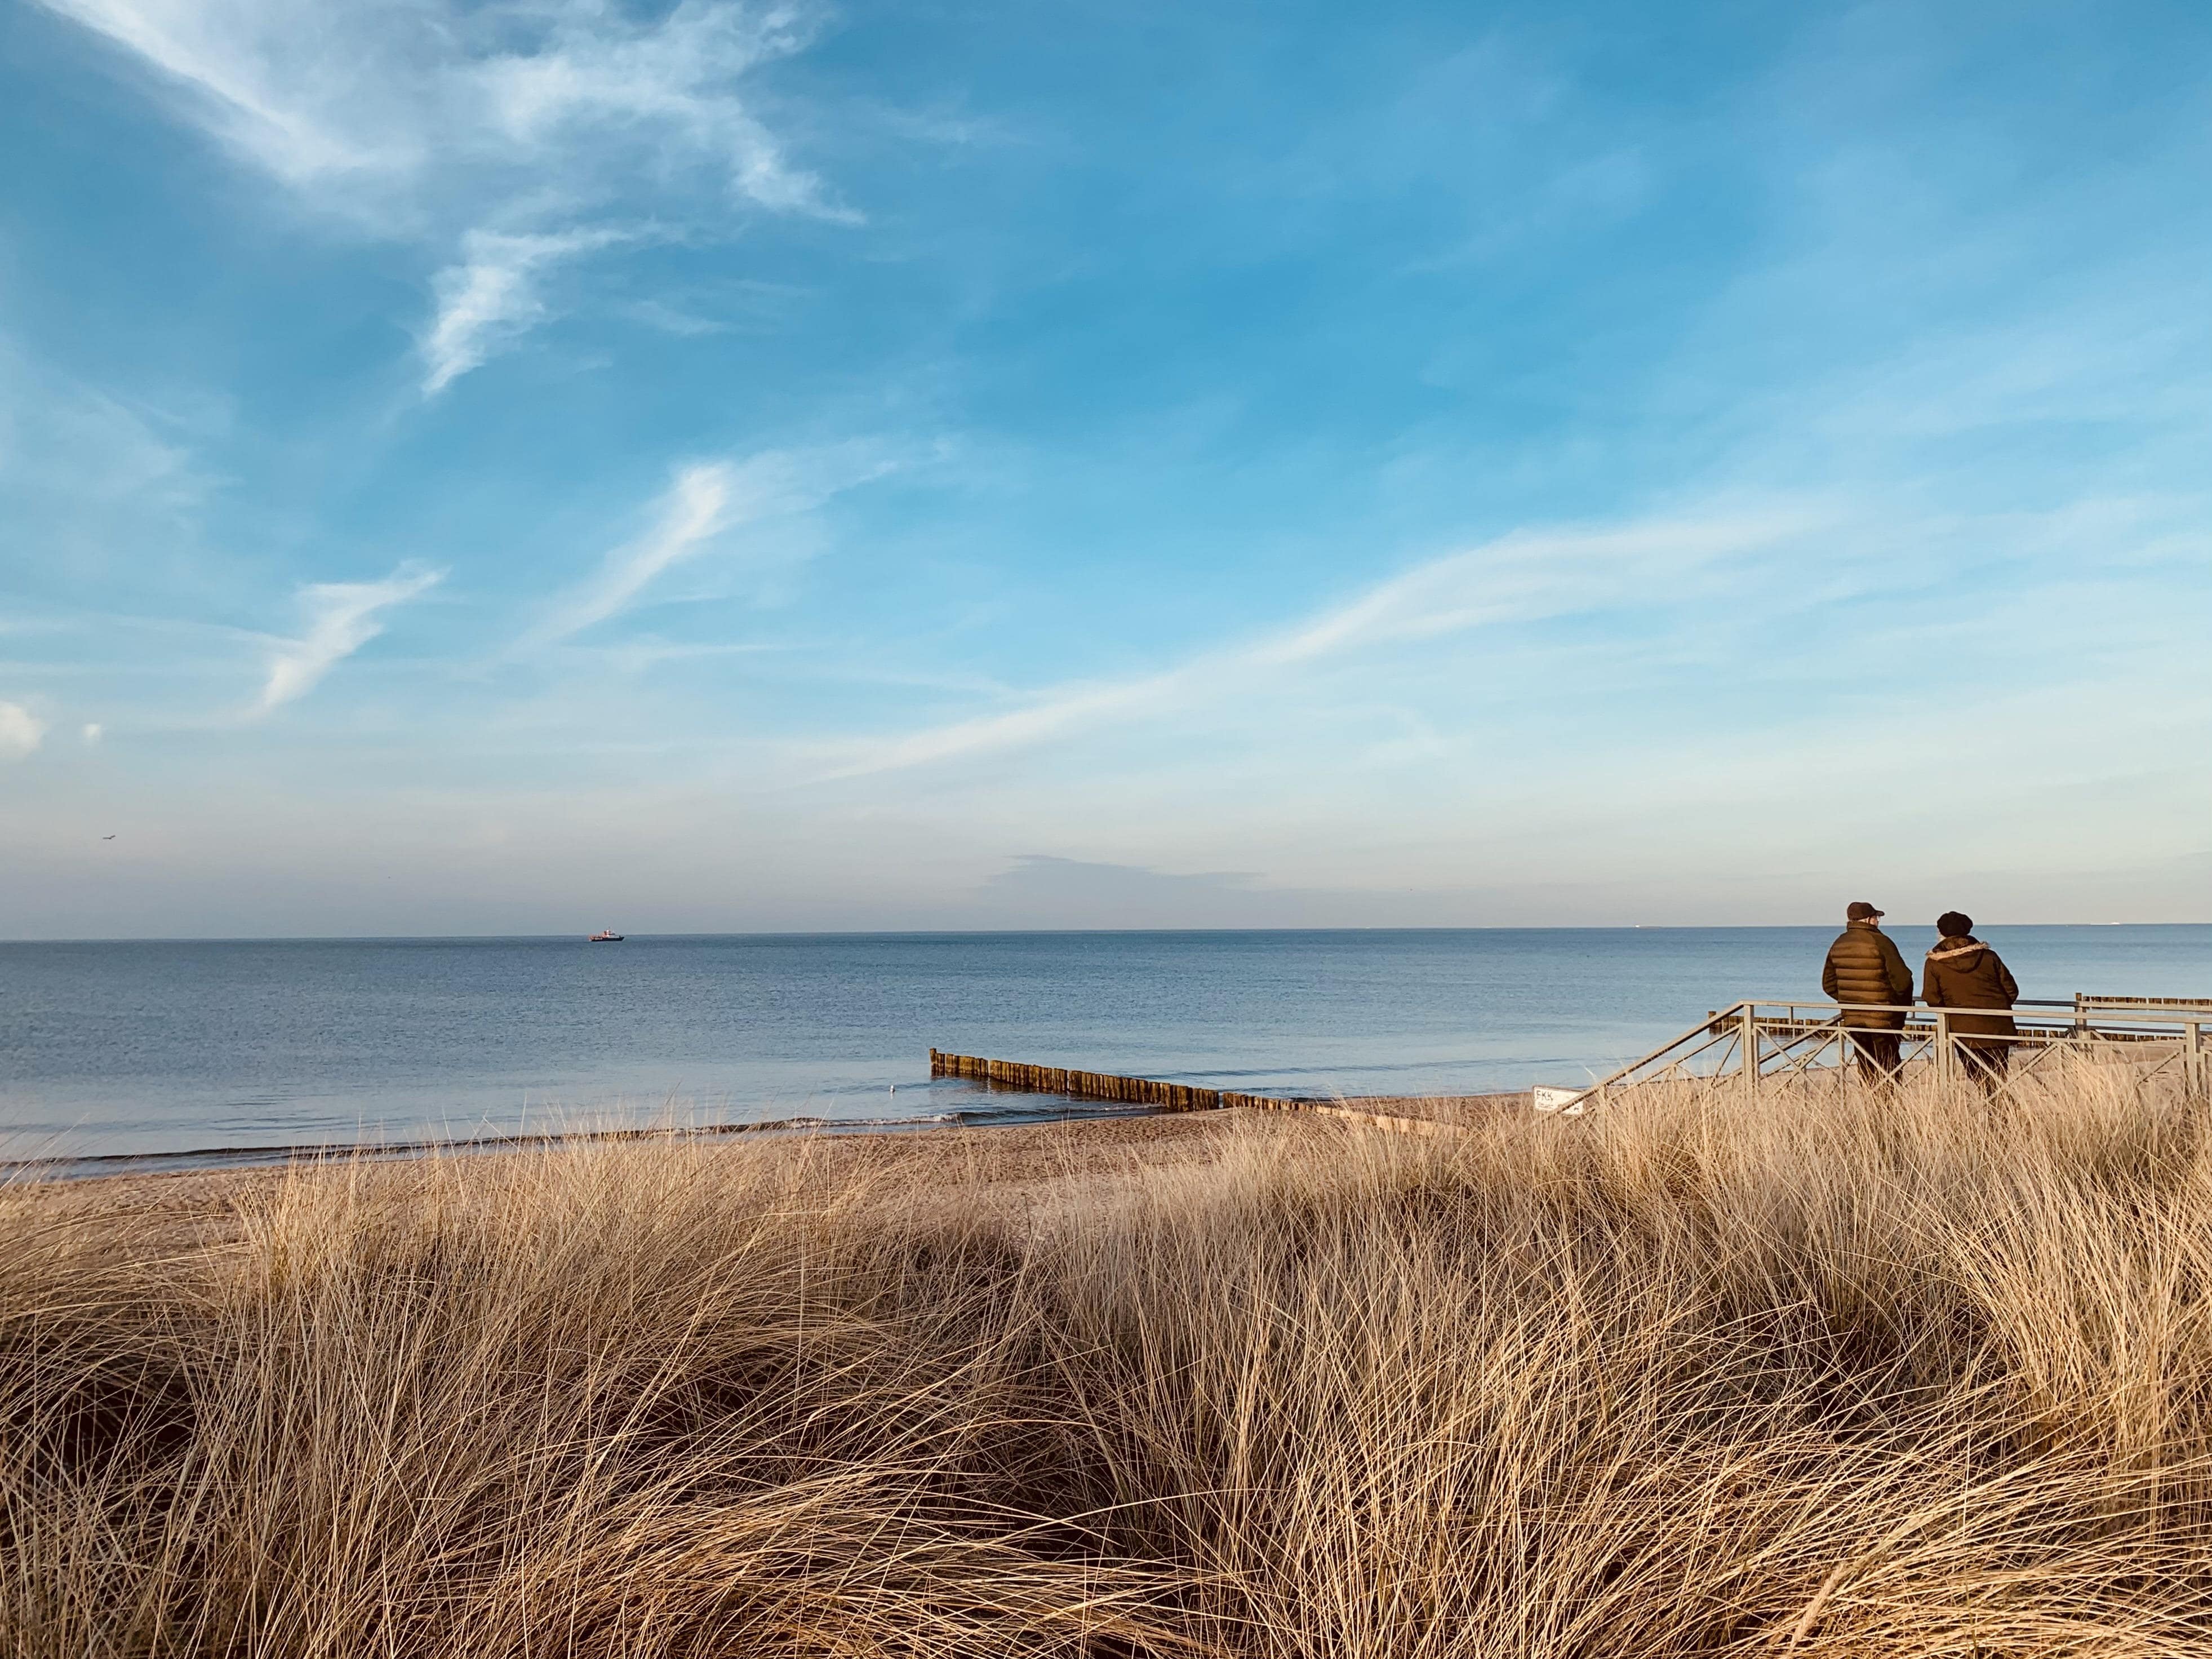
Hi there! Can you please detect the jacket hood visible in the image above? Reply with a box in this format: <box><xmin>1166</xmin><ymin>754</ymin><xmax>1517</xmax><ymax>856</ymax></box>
<box><xmin>1927</xmin><ymin>936</ymin><xmax>1984</xmax><ymax>962</ymax></box>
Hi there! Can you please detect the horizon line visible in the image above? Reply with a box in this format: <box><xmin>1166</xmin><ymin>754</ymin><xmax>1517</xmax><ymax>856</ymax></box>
<box><xmin>6</xmin><ymin>921</ymin><xmax>2208</xmax><ymax>946</ymax></box>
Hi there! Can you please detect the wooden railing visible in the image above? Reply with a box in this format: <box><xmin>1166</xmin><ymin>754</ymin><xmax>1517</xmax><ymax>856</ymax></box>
<box><xmin>1538</xmin><ymin>995</ymin><xmax>2212</xmax><ymax>1115</ymax></box>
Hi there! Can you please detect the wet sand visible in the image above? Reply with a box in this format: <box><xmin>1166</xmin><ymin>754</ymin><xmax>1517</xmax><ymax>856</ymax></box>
<box><xmin>6</xmin><ymin>1093</ymin><xmax>1531</xmax><ymax>1249</ymax></box>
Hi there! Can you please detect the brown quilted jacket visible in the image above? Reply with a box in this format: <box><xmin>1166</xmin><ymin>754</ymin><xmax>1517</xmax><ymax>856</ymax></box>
<box><xmin>1821</xmin><ymin>921</ymin><xmax>1914</xmax><ymax>1028</ymax></box>
<box><xmin>1921</xmin><ymin>937</ymin><xmax>2019</xmax><ymax>1039</ymax></box>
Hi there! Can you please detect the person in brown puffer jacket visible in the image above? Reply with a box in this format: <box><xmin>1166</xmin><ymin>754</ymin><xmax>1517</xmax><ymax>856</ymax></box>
<box><xmin>1921</xmin><ymin>910</ymin><xmax>2019</xmax><ymax>1093</ymax></box>
<box><xmin>1821</xmin><ymin>901</ymin><xmax>1915</xmax><ymax>1086</ymax></box>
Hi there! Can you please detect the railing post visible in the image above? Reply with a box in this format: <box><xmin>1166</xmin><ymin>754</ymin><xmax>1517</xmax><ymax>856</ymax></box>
<box><xmin>2189</xmin><ymin>1021</ymin><xmax>2205</xmax><ymax>1103</ymax></box>
<box><xmin>1742</xmin><ymin>1005</ymin><xmax>1758</xmax><ymax>1103</ymax></box>
<box><xmin>1935</xmin><ymin>1010</ymin><xmax>1953</xmax><ymax>1083</ymax></box>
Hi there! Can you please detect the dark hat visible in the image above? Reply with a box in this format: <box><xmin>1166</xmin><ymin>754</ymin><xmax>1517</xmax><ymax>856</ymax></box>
<box><xmin>1846</xmin><ymin>901</ymin><xmax>1884</xmax><ymax>921</ymax></box>
<box><xmin>1936</xmin><ymin>910</ymin><xmax>1973</xmax><ymax>938</ymax></box>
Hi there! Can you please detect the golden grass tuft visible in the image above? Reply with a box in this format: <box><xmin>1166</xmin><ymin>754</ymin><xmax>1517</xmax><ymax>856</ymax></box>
<box><xmin>6</xmin><ymin>1057</ymin><xmax>2212</xmax><ymax>1655</ymax></box>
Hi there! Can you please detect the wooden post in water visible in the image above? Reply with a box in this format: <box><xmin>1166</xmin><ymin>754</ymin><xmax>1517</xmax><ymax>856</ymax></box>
<box><xmin>926</xmin><ymin>1048</ymin><xmax>1463</xmax><ymax>1135</ymax></box>
<box><xmin>929</xmin><ymin>1048</ymin><xmax>1225</xmax><ymax>1112</ymax></box>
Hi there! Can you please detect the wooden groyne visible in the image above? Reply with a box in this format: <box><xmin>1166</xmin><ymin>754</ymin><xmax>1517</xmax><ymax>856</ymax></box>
<box><xmin>928</xmin><ymin>1049</ymin><xmax>1280</xmax><ymax>1112</ymax></box>
<box><xmin>927</xmin><ymin>1049</ymin><xmax>1463</xmax><ymax>1137</ymax></box>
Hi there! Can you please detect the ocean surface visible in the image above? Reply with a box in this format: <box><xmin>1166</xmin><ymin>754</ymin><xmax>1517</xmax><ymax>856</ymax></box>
<box><xmin>5</xmin><ymin>927</ymin><xmax>2210</xmax><ymax>1172</ymax></box>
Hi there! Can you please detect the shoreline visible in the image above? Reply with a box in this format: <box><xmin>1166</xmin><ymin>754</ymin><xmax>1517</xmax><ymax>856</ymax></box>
<box><xmin>2</xmin><ymin>1090</ymin><xmax>1533</xmax><ymax>1187</ymax></box>
<box><xmin>5</xmin><ymin>1110</ymin><xmax>1291</xmax><ymax>1249</ymax></box>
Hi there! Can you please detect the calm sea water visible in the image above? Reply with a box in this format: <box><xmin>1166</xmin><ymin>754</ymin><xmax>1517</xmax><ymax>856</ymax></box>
<box><xmin>4</xmin><ymin>928</ymin><xmax>2209</xmax><ymax>1170</ymax></box>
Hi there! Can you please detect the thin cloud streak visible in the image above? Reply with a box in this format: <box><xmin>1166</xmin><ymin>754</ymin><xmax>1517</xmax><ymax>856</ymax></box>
<box><xmin>521</xmin><ymin>444</ymin><xmax>904</xmax><ymax>649</ymax></box>
<box><xmin>812</xmin><ymin>513</ymin><xmax>1811</xmax><ymax>780</ymax></box>
<box><xmin>260</xmin><ymin>564</ymin><xmax>444</xmax><ymax>712</ymax></box>
<box><xmin>37</xmin><ymin>0</ymin><xmax>403</xmax><ymax>184</ymax></box>
<box><xmin>531</xmin><ymin>462</ymin><xmax>738</xmax><ymax>649</ymax></box>
<box><xmin>423</xmin><ymin>228</ymin><xmax>629</xmax><ymax>394</ymax></box>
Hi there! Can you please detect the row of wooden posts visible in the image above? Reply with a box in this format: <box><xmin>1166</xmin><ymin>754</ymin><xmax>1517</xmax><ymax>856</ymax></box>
<box><xmin>928</xmin><ymin>1049</ymin><xmax>1279</xmax><ymax>1112</ymax></box>
<box><xmin>926</xmin><ymin>1049</ymin><xmax>1460</xmax><ymax>1136</ymax></box>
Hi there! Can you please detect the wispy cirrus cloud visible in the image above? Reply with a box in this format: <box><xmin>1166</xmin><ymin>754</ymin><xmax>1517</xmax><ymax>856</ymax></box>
<box><xmin>521</xmin><ymin>443</ymin><xmax>904</xmax><ymax>649</ymax></box>
<box><xmin>812</xmin><ymin>513</ymin><xmax>1814</xmax><ymax>780</ymax></box>
<box><xmin>0</xmin><ymin>341</ymin><xmax>214</xmax><ymax>552</ymax></box>
<box><xmin>475</xmin><ymin>1</ymin><xmax>842</xmax><ymax>217</ymax></box>
<box><xmin>0</xmin><ymin>702</ymin><xmax>46</xmax><ymax>761</ymax></box>
<box><xmin>422</xmin><ymin>227</ymin><xmax>630</xmax><ymax>395</ymax></box>
<box><xmin>40</xmin><ymin>0</ymin><xmax>850</xmax><ymax>388</ymax></box>
<box><xmin>259</xmin><ymin>563</ymin><xmax>443</xmax><ymax>712</ymax></box>
<box><xmin>39</xmin><ymin>0</ymin><xmax>837</xmax><ymax>213</ymax></box>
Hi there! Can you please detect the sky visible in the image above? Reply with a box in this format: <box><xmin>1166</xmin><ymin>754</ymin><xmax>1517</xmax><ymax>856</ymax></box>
<box><xmin>1</xmin><ymin>0</ymin><xmax>2208</xmax><ymax>938</ymax></box>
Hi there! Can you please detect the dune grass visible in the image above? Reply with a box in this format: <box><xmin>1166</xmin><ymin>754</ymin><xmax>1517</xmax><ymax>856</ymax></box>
<box><xmin>5</xmin><ymin>1057</ymin><xmax>2212</xmax><ymax>1656</ymax></box>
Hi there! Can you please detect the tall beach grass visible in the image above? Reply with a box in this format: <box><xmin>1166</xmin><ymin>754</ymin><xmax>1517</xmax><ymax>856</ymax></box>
<box><xmin>5</xmin><ymin>1057</ymin><xmax>2211</xmax><ymax>1656</ymax></box>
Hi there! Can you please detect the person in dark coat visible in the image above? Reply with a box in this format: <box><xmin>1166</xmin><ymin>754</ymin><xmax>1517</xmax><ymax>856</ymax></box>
<box><xmin>1921</xmin><ymin>911</ymin><xmax>2019</xmax><ymax>1093</ymax></box>
<box><xmin>1822</xmin><ymin>901</ymin><xmax>1915</xmax><ymax>1086</ymax></box>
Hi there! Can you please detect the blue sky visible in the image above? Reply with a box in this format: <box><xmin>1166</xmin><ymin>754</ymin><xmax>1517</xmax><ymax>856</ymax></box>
<box><xmin>2</xmin><ymin>0</ymin><xmax>2207</xmax><ymax>937</ymax></box>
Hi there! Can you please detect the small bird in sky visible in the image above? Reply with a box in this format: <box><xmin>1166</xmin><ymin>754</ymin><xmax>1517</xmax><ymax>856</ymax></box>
<box><xmin>101</xmin><ymin>834</ymin><xmax>116</xmax><ymax>840</ymax></box>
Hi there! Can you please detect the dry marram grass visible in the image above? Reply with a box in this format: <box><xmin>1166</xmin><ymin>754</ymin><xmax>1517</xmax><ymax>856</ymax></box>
<box><xmin>5</xmin><ymin>1058</ymin><xmax>2211</xmax><ymax>1655</ymax></box>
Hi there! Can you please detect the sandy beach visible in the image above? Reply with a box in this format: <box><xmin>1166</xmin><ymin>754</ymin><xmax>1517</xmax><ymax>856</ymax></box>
<box><xmin>10</xmin><ymin>1090</ymin><xmax>1531</xmax><ymax>1234</ymax></box>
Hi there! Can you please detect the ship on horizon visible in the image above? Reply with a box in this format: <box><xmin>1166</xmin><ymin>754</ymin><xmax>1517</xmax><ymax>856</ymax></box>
<box><xmin>588</xmin><ymin>929</ymin><xmax>624</xmax><ymax>943</ymax></box>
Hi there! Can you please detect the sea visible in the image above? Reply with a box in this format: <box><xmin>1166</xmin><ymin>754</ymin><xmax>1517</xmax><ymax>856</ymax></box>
<box><xmin>4</xmin><ymin>927</ymin><xmax>2210</xmax><ymax>1176</ymax></box>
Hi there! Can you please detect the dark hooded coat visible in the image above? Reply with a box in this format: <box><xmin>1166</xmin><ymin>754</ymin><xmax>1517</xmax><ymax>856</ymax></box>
<box><xmin>1921</xmin><ymin>937</ymin><xmax>2019</xmax><ymax>1039</ymax></box>
<box><xmin>1822</xmin><ymin>921</ymin><xmax>1915</xmax><ymax>1028</ymax></box>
